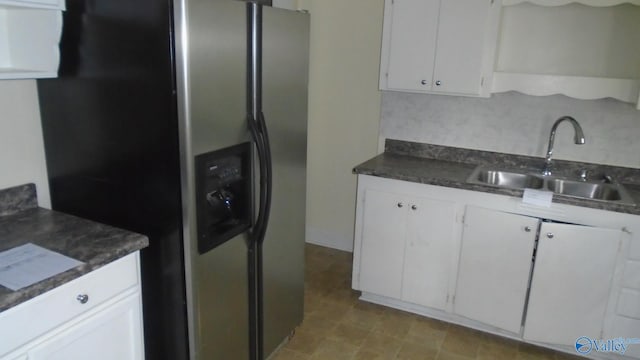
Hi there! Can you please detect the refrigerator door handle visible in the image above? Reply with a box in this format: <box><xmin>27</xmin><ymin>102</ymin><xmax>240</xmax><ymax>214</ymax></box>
<box><xmin>248</xmin><ymin>113</ymin><xmax>268</xmax><ymax>239</ymax></box>
<box><xmin>247</xmin><ymin>110</ymin><xmax>273</xmax><ymax>360</ymax></box>
<box><xmin>256</xmin><ymin>111</ymin><xmax>272</xmax><ymax>245</ymax></box>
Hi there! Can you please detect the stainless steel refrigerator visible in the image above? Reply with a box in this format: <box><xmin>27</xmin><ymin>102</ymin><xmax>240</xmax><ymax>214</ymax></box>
<box><xmin>37</xmin><ymin>0</ymin><xmax>309</xmax><ymax>359</ymax></box>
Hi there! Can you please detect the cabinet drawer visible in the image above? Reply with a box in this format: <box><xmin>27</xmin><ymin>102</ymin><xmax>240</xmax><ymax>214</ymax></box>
<box><xmin>0</xmin><ymin>253</ymin><xmax>139</xmax><ymax>356</ymax></box>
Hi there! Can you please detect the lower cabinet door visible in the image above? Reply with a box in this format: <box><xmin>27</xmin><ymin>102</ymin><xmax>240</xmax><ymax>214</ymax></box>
<box><xmin>524</xmin><ymin>223</ymin><xmax>622</xmax><ymax>346</ymax></box>
<box><xmin>28</xmin><ymin>292</ymin><xmax>144</xmax><ymax>360</ymax></box>
<box><xmin>359</xmin><ymin>188</ymin><xmax>408</xmax><ymax>299</ymax></box>
<box><xmin>402</xmin><ymin>196</ymin><xmax>457</xmax><ymax>310</ymax></box>
<box><xmin>454</xmin><ymin>206</ymin><xmax>538</xmax><ymax>333</ymax></box>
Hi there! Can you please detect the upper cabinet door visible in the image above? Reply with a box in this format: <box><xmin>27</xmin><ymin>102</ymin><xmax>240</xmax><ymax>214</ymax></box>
<box><xmin>380</xmin><ymin>0</ymin><xmax>501</xmax><ymax>97</ymax></box>
<box><xmin>385</xmin><ymin>0</ymin><xmax>439</xmax><ymax>92</ymax></box>
<box><xmin>432</xmin><ymin>0</ymin><xmax>493</xmax><ymax>95</ymax></box>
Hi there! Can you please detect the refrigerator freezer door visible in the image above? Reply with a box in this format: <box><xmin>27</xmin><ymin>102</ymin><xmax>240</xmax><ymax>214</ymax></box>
<box><xmin>261</xmin><ymin>6</ymin><xmax>309</xmax><ymax>357</ymax></box>
<box><xmin>174</xmin><ymin>0</ymin><xmax>251</xmax><ymax>359</ymax></box>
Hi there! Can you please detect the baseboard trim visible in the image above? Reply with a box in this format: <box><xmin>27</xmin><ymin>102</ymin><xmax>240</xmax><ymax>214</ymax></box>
<box><xmin>305</xmin><ymin>227</ymin><xmax>353</xmax><ymax>252</ymax></box>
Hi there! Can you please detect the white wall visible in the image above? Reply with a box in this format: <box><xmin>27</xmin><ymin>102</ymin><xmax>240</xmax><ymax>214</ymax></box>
<box><xmin>305</xmin><ymin>0</ymin><xmax>384</xmax><ymax>251</ymax></box>
<box><xmin>381</xmin><ymin>91</ymin><xmax>640</xmax><ymax>169</ymax></box>
<box><xmin>0</xmin><ymin>80</ymin><xmax>50</xmax><ymax>208</ymax></box>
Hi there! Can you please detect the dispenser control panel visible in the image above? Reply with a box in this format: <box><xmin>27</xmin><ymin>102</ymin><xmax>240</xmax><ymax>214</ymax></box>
<box><xmin>195</xmin><ymin>143</ymin><xmax>252</xmax><ymax>254</ymax></box>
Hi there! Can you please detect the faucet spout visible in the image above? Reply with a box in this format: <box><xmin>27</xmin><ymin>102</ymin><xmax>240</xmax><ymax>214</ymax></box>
<box><xmin>542</xmin><ymin>116</ymin><xmax>585</xmax><ymax>176</ymax></box>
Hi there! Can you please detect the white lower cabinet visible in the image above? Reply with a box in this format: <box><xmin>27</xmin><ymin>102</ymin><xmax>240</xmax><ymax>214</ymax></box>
<box><xmin>358</xmin><ymin>189</ymin><xmax>407</xmax><ymax>299</ymax></box>
<box><xmin>402</xmin><ymin>194</ymin><xmax>457</xmax><ymax>310</ymax></box>
<box><xmin>524</xmin><ymin>223</ymin><xmax>622</xmax><ymax>346</ymax></box>
<box><xmin>454</xmin><ymin>206</ymin><xmax>538</xmax><ymax>334</ymax></box>
<box><xmin>0</xmin><ymin>252</ymin><xmax>144</xmax><ymax>360</ymax></box>
<box><xmin>28</xmin><ymin>292</ymin><xmax>143</xmax><ymax>360</ymax></box>
<box><xmin>353</xmin><ymin>175</ymin><xmax>639</xmax><ymax>359</ymax></box>
<box><xmin>354</xmin><ymin>178</ymin><xmax>459</xmax><ymax>310</ymax></box>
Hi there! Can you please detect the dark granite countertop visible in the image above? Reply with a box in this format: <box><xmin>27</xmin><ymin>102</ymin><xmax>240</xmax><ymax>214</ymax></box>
<box><xmin>354</xmin><ymin>140</ymin><xmax>640</xmax><ymax>216</ymax></box>
<box><xmin>0</xmin><ymin>184</ymin><xmax>149</xmax><ymax>312</ymax></box>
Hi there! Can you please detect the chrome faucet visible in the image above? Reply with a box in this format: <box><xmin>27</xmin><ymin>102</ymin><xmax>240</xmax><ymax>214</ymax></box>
<box><xmin>542</xmin><ymin>116</ymin><xmax>585</xmax><ymax>176</ymax></box>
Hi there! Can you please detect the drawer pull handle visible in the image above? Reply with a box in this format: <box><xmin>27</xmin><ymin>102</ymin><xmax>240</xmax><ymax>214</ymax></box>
<box><xmin>76</xmin><ymin>294</ymin><xmax>89</xmax><ymax>304</ymax></box>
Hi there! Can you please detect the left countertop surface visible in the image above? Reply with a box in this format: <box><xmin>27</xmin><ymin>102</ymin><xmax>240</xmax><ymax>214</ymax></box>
<box><xmin>0</xmin><ymin>184</ymin><xmax>149</xmax><ymax>312</ymax></box>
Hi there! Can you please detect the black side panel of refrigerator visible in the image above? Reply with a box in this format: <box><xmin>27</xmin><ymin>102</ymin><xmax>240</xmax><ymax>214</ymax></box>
<box><xmin>37</xmin><ymin>1</ymin><xmax>189</xmax><ymax>359</ymax></box>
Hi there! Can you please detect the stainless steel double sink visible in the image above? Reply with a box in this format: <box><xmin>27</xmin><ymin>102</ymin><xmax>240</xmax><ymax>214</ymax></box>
<box><xmin>467</xmin><ymin>166</ymin><xmax>636</xmax><ymax>206</ymax></box>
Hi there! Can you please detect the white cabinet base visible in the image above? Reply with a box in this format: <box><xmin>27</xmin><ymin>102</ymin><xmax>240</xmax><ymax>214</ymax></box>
<box><xmin>524</xmin><ymin>224</ymin><xmax>622</xmax><ymax>346</ymax></box>
<box><xmin>353</xmin><ymin>175</ymin><xmax>640</xmax><ymax>360</ymax></box>
<box><xmin>360</xmin><ymin>291</ymin><xmax>628</xmax><ymax>360</ymax></box>
<box><xmin>28</xmin><ymin>291</ymin><xmax>144</xmax><ymax>360</ymax></box>
<box><xmin>0</xmin><ymin>253</ymin><xmax>145</xmax><ymax>360</ymax></box>
<box><xmin>454</xmin><ymin>206</ymin><xmax>538</xmax><ymax>334</ymax></box>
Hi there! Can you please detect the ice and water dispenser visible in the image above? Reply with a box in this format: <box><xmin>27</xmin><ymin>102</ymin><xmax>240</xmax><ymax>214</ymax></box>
<box><xmin>195</xmin><ymin>143</ymin><xmax>252</xmax><ymax>254</ymax></box>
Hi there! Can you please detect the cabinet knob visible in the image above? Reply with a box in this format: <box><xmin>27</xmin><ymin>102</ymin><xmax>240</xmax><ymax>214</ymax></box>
<box><xmin>397</xmin><ymin>202</ymin><xmax>403</xmax><ymax>208</ymax></box>
<box><xmin>524</xmin><ymin>226</ymin><xmax>532</xmax><ymax>232</ymax></box>
<box><xmin>546</xmin><ymin>233</ymin><xmax>554</xmax><ymax>239</ymax></box>
<box><xmin>421</xmin><ymin>80</ymin><xmax>427</xmax><ymax>85</ymax></box>
<box><xmin>76</xmin><ymin>294</ymin><xmax>89</xmax><ymax>304</ymax></box>
<box><xmin>435</xmin><ymin>80</ymin><xmax>442</xmax><ymax>86</ymax></box>
<box><xmin>411</xmin><ymin>205</ymin><xmax>417</xmax><ymax>210</ymax></box>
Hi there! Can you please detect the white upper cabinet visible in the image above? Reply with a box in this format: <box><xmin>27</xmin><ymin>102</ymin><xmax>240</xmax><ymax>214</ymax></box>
<box><xmin>379</xmin><ymin>0</ymin><xmax>501</xmax><ymax>97</ymax></box>
<box><xmin>492</xmin><ymin>1</ymin><xmax>640</xmax><ymax>109</ymax></box>
<box><xmin>0</xmin><ymin>0</ymin><xmax>64</xmax><ymax>79</ymax></box>
<box><xmin>0</xmin><ymin>0</ymin><xmax>64</xmax><ymax>9</ymax></box>
<box><xmin>383</xmin><ymin>0</ymin><xmax>438</xmax><ymax>93</ymax></box>
<box><xmin>379</xmin><ymin>0</ymin><xmax>640</xmax><ymax>109</ymax></box>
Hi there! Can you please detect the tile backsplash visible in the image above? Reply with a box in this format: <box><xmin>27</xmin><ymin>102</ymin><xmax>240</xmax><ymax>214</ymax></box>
<box><xmin>380</xmin><ymin>91</ymin><xmax>640</xmax><ymax>168</ymax></box>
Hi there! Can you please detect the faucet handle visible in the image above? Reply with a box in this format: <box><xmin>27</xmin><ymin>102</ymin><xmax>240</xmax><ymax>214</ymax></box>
<box><xmin>578</xmin><ymin>169</ymin><xmax>588</xmax><ymax>181</ymax></box>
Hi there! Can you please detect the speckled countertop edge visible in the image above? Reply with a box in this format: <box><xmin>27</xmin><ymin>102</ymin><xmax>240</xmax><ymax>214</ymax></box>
<box><xmin>0</xmin><ymin>185</ymin><xmax>149</xmax><ymax>312</ymax></box>
<box><xmin>353</xmin><ymin>140</ymin><xmax>640</xmax><ymax>216</ymax></box>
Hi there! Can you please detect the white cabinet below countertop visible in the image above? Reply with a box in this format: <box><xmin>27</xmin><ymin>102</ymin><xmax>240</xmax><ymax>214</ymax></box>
<box><xmin>454</xmin><ymin>206</ymin><xmax>538</xmax><ymax>334</ymax></box>
<box><xmin>0</xmin><ymin>252</ymin><xmax>145</xmax><ymax>360</ymax></box>
<box><xmin>353</xmin><ymin>179</ymin><xmax>461</xmax><ymax>312</ymax></box>
<box><xmin>524</xmin><ymin>223</ymin><xmax>622</xmax><ymax>347</ymax></box>
<box><xmin>352</xmin><ymin>174</ymin><xmax>640</xmax><ymax>359</ymax></box>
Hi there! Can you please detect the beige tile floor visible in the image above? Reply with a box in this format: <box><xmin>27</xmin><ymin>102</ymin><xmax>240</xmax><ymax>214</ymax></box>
<box><xmin>271</xmin><ymin>244</ymin><xmax>585</xmax><ymax>360</ymax></box>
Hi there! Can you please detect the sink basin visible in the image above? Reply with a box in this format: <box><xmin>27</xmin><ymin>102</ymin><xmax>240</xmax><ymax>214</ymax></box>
<box><xmin>466</xmin><ymin>166</ymin><xmax>636</xmax><ymax>205</ymax></box>
<box><xmin>472</xmin><ymin>169</ymin><xmax>544</xmax><ymax>190</ymax></box>
<box><xmin>546</xmin><ymin>179</ymin><xmax>633</xmax><ymax>203</ymax></box>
